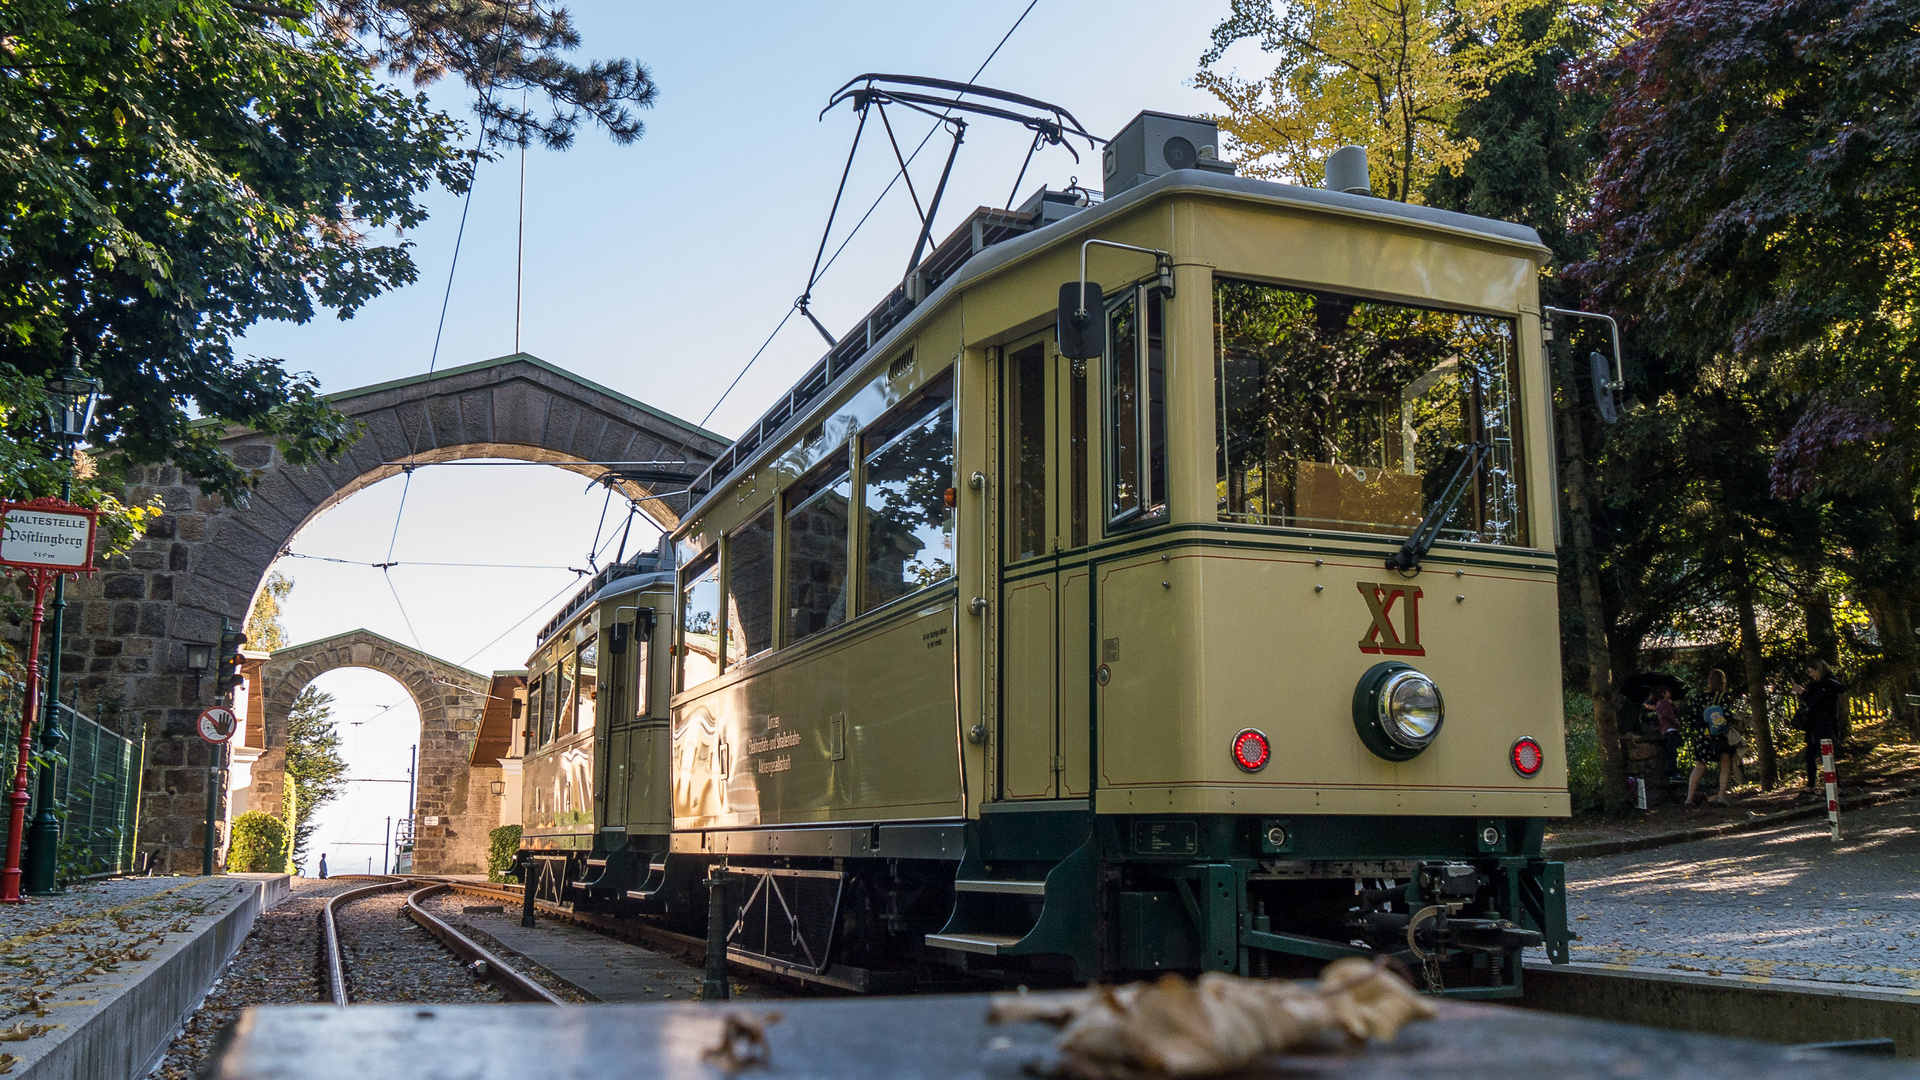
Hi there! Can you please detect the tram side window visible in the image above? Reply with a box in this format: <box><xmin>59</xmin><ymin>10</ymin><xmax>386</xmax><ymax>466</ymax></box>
<box><xmin>1007</xmin><ymin>344</ymin><xmax>1047</xmax><ymax>561</ymax></box>
<box><xmin>861</xmin><ymin>372</ymin><xmax>955</xmax><ymax>609</ymax></box>
<box><xmin>1107</xmin><ymin>288</ymin><xmax>1169</xmax><ymax>525</ymax></box>
<box><xmin>529</xmin><ymin>676</ymin><xmax>546</xmax><ymax>746</ymax></box>
<box><xmin>574</xmin><ymin>636</ymin><xmax>597</xmax><ymax>734</ymax></box>
<box><xmin>1214</xmin><ymin>279</ymin><xmax>1527</xmax><ymax>546</ymax></box>
<box><xmin>539</xmin><ymin>666</ymin><xmax>556</xmax><ymax>745</ymax></box>
<box><xmin>680</xmin><ymin>550</ymin><xmax>722</xmax><ymax>689</ymax></box>
<box><xmin>784</xmin><ymin>451</ymin><xmax>853</xmax><ymax>643</ymax></box>
<box><xmin>555</xmin><ymin>648</ymin><xmax>577</xmax><ymax>736</ymax></box>
<box><xmin>631</xmin><ymin>623</ymin><xmax>653</xmax><ymax>719</ymax></box>
<box><xmin>725</xmin><ymin>509</ymin><xmax>776</xmax><ymax>669</ymax></box>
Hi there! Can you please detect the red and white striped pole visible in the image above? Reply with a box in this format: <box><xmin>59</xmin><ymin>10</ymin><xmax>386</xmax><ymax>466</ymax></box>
<box><xmin>1820</xmin><ymin>738</ymin><xmax>1839</xmax><ymax>841</ymax></box>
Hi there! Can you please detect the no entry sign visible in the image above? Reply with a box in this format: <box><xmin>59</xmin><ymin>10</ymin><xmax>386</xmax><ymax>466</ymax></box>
<box><xmin>198</xmin><ymin>707</ymin><xmax>238</xmax><ymax>745</ymax></box>
<box><xmin>0</xmin><ymin>498</ymin><xmax>97</xmax><ymax>572</ymax></box>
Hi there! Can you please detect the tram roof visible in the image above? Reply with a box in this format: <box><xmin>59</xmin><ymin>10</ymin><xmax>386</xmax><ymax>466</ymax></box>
<box><xmin>678</xmin><ymin>169</ymin><xmax>1550</xmax><ymax>529</ymax></box>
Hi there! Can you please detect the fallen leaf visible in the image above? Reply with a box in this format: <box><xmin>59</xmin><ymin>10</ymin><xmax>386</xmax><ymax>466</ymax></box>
<box><xmin>990</xmin><ymin>958</ymin><xmax>1435</xmax><ymax>1079</ymax></box>
<box><xmin>703</xmin><ymin>1011</ymin><xmax>782</xmax><ymax>1072</ymax></box>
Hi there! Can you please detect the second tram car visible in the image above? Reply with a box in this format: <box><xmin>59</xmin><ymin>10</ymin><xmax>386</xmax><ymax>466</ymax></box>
<box><xmin>516</xmin><ymin>109</ymin><xmax>1573</xmax><ymax>995</ymax></box>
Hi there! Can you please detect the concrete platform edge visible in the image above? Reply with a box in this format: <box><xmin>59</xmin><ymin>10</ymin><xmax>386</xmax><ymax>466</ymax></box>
<box><xmin>1545</xmin><ymin>785</ymin><xmax>1920</xmax><ymax>861</ymax></box>
<box><xmin>14</xmin><ymin>874</ymin><xmax>291</xmax><ymax>1080</ymax></box>
<box><xmin>1520</xmin><ymin>960</ymin><xmax>1920</xmax><ymax>1056</ymax></box>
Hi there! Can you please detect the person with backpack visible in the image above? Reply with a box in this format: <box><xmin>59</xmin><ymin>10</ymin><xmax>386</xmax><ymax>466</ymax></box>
<box><xmin>1686</xmin><ymin>669</ymin><xmax>1741</xmax><ymax>807</ymax></box>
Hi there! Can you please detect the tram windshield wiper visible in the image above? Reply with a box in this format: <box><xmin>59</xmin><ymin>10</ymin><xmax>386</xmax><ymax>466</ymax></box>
<box><xmin>1387</xmin><ymin>441</ymin><xmax>1491</xmax><ymax>573</ymax></box>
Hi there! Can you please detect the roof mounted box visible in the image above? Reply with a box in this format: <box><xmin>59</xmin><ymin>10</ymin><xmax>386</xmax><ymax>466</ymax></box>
<box><xmin>1101</xmin><ymin>111</ymin><xmax>1235</xmax><ymax>198</ymax></box>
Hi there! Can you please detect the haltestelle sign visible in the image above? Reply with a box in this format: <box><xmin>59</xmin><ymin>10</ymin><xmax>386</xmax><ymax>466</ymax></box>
<box><xmin>0</xmin><ymin>498</ymin><xmax>98</xmax><ymax>573</ymax></box>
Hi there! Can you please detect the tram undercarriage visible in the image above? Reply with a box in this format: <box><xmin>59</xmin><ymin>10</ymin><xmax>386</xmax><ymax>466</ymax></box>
<box><xmin>518</xmin><ymin>812</ymin><xmax>1568</xmax><ymax>997</ymax></box>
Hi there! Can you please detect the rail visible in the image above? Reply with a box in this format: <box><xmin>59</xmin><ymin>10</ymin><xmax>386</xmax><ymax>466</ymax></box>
<box><xmin>320</xmin><ymin>876</ymin><xmax>566</xmax><ymax>1006</ymax></box>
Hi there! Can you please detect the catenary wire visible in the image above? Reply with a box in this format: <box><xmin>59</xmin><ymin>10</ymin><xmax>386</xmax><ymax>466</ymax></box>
<box><xmin>680</xmin><ymin>0</ymin><xmax>1041</xmax><ymax>440</ymax></box>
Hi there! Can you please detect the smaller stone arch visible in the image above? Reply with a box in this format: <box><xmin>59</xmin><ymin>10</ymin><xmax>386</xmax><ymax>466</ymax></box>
<box><xmin>254</xmin><ymin>629</ymin><xmax>493</xmax><ymax>874</ymax></box>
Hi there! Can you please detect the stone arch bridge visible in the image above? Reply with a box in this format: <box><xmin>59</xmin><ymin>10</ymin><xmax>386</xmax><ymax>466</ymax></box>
<box><xmin>40</xmin><ymin>353</ymin><xmax>726</xmax><ymax>873</ymax></box>
<box><xmin>245</xmin><ymin>629</ymin><xmax>491</xmax><ymax>874</ymax></box>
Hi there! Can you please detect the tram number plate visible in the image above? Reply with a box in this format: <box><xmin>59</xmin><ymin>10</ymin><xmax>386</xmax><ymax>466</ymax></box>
<box><xmin>1132</xmin><ymin>820</ymin><xmax>1198</xmax><ymax>856</ymax></box>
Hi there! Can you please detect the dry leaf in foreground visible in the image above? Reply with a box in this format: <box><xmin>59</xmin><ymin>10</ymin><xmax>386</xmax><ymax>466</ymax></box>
<box><xmin>703</xmin><ymin>1011</ymin><xmax>782</xmax><ymax>1071</ymax></box>
<box><xmin>988</xmin><ymin>957</ymin><xmax>1436</xmax><ymax>1079</ymax></box>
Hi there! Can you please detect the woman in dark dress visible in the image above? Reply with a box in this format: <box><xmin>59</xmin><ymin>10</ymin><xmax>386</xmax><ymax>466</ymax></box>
<box><xmin>1686</xmin><ymin>669</ymin><xmax>1738</xmax><ymax>806</ymax></box>
<box><xmin>1792</xmin><ymin>660</ymin><xmax>1846</xmax><ymax>796</ymax></box>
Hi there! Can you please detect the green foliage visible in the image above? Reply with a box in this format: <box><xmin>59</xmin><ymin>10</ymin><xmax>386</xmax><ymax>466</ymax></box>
<box><xmin>286</xmin><ymin>686</ymin><xmax>348</xmax><ymax>865</ymax></box>
<box><xmin>487</xmin><ymin>825</ymin><xmax>521</xmax><ymax>883</ymax></box>
<box><xmin>245</xmin><ymin>573</ymin><xmax>295</xmax><ymax>654</ymax></box>
<box><xmin>1197</xmin><ymin>0</ymin><xmax>1573</xmax><ymax>201</ymax></box>
<box><xmin>226</xmin><ymin>811</ymin><xmax>289</xmax><ymax>874</ymax></box>
<box><xmin>0</xmin><ymin>0</ymin><xmax>655</xmax><ymax>502</ymax></box>
<box><xmin>1562</xmin><ymin>691</ymin><xmax>1605</xmax><ymax>814</ymax></box>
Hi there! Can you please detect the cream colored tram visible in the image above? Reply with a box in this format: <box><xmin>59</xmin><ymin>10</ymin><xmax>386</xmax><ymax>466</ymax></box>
<box><xmin>530</xmin><ymin>110</ymin><xmax>1571</xmax><ymax>994</ymax></box>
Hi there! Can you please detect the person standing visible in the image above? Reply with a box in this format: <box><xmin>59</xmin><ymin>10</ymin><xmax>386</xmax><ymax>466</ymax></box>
<box><xmin>1791</xmin><ymin>660</ymin><xmax>1846</xmax><ymax>798</ymax></box>
<box><xmin>1648</xmin><ymin>686</ymin><xmax>1685</xmax><ymax>785</ymax></box>
<box><xmin>1686</xmin><ymin>669</ymin><xmax>1739</xmax><ymax>806</ymax></box>
<box><xmin>318</xmin><ymin>853</ymin><xmax>329</xmax><ymax>880</ymax></box>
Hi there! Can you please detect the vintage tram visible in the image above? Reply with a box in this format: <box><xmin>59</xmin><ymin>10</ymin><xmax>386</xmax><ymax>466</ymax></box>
<box><xmin>515</xmin><ymin>109</ymin><xmax>1572</xmax><ymax>996</ymax></box>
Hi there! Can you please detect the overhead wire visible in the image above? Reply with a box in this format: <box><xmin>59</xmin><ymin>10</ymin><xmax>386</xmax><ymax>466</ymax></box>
<box><xmin>675</xmin><ymin>0</ymin><xmax>1042</xmax><ymax>446</ymax></box>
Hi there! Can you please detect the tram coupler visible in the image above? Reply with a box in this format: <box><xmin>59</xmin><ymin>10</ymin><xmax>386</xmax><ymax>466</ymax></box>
<box><xmin>702</xmin><ymin>865</ymin><xmax>732</xmax><ymax>1001</ymax></box>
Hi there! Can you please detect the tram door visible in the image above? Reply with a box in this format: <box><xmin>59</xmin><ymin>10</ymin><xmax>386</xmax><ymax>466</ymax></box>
<box><xmin>998</xmin><ymin>334</ymin><xmax>1092</xmax><ymax>800</ymax></box>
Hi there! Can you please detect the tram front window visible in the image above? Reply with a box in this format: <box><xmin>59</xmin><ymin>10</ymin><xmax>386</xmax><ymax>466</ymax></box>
<box><xmin>1108</xmin><ymin>288</ymin><xmax>1168</xmax><ymax>525</ymax></box>
<box><xmin>1214</xmin><ymin>280</ymin><xmax>1527</xmax><ymax>546</ymax></box>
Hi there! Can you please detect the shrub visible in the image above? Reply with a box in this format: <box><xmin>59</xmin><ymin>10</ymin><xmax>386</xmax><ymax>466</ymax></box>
<box><xmin>488</xmin><ymin>825</ymin><xmax>522</xmax><ymax>883</ymax></box>
<box><xmin>1563</xmin><ymin>691</ymin><xmax>1606</xmax><ymax>815</ymax></box>
<box><xmin>226</xmin><ymin>811</ymin><xmax>289</xmax><ymax>874</ymax></box>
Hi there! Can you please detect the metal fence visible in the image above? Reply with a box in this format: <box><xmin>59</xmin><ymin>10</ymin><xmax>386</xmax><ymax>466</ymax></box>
<box><xmin>1</xmin><ymin>678</ymin><xmax>145</xmax><ymax>880</ymax></box>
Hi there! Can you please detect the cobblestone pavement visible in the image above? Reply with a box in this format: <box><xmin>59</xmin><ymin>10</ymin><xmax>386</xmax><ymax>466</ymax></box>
<box><xmin>1565</xmin><ymin>796</ymin><xmax>1920</xmax><ymax>989</ymax></box>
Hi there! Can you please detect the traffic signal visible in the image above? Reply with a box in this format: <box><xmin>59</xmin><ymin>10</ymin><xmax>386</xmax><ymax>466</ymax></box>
<box><xmin>214</xmin><ymin>621</ymin><xmax>248</xmax><ymax>701</ymax></box>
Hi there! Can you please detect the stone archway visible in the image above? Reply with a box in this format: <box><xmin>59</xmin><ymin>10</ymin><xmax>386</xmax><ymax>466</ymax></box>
<box><xmin>252</xmin><ymin>629</ymin><xmax>490</xmax><ymax>874</ymax></box>
<box><xmin>45</xmin><ymin>352</ymin><xmax>726</xmax><ymax>872</ymax></box>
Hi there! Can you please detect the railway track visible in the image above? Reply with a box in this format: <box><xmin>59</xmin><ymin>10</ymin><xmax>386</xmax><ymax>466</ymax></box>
<box><xmin>427</xmin><ymin>878</ymin><xmax>720</xmax><ymax>971</ymax></box>
<box><xmin>320</xmin><ymin>876</ymin><xmax>566</xmax><ymax>1005</ymax></box>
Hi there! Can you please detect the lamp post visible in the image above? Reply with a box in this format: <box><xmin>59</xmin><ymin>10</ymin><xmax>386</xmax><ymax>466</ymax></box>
<box><xmin>22</xmin><ymin>358</ymin><xmax>100</xmax><ymax>895</ymax></box>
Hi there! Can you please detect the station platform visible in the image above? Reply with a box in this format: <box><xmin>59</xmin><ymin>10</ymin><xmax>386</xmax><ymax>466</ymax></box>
<box><xmin>206</xmin><ymin>991</ymin><xmax>1920</xmax><ymax>1079</ymax></box>
<box><xmin>0</xmin><ymin>873</ymin><xmax>289</xmax><ymax>1080</ymax></box>
<box><xmin>1524</xmin><ymin>961</ymin><xmax>1920</xmax><ymax>1056</ymax></box>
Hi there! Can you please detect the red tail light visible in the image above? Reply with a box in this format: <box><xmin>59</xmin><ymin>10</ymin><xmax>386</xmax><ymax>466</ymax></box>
<box><xmin>1233</xmin><ymin>729</ymin><xmax>1271</xmax><ymax>772</ymax></box>
<box><xmin>1511</xmin><ymin>736</ymin><xmax>1544</xmax><ymax>777</ymax></box>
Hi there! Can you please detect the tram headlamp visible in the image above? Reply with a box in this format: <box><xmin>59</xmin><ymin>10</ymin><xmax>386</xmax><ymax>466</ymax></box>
<box><xmin>1352</xmin><ymin>662</ymin><xmax>1445</xmax><ymax>761</ymax></box>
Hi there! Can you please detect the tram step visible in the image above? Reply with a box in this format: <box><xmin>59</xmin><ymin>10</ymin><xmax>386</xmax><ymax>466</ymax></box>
<box><xmin>953</xmin><ymin>878</ymin><xmax>1047</xmax><ymax>896</ymax></box>
<box><xmin>924</xmin><ymin>932</ymin><xmax>1025</xmax><ymax>955</ymax></box>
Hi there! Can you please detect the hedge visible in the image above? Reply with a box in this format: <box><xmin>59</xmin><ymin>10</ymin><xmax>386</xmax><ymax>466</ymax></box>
<box><xmin>488</xmin><ymin>824</ymin><xmax>521</xmax><ymax>883</ymax></box>
<box><xmin>226</xmin><ymin>811</ymin><xmax>288</xmax><ymax>874</ymax></box>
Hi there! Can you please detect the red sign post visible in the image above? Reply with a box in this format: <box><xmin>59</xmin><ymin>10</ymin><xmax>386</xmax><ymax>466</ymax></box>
<box><xmin>1</xmin><ymin>497</ymin><xmax>98</xmax><ymax>903</ymax></box>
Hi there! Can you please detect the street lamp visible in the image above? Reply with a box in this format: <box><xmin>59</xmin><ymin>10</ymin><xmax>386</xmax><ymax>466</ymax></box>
<box><xmin>489</xmin><ymin>779</ymin><xmax>506</xmax><ymax>797</ymax></box>
<box><xmin>22</xmin><ymin>356</ymin><xmax>100</xmax><ymax>895</ymax></box>
<box><xmin>183</xmin><ymin>642</ymin><xmax>213</xmax><ymax>702</ymax></box>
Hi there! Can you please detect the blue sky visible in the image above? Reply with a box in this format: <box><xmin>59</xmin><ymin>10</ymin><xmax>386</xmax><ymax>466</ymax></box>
<box><xmin>252</xmin><ymin>0</ymin><xmax>1237</xmax><ymax>868</ymax></box>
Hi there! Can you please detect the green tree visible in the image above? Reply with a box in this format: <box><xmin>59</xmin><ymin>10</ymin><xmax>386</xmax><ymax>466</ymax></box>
<box><xmin>0</xmin><ymin>0</ymin><xmax>655</xmax><ymax>502</ymax></box>
<box><xmin>1197</xmin><ymin>0</ymin><xmax>1564</xmax><ymax>200</ymax></box>
<box><xmin>285</xmin><ymin>686</ymin><xmax>349</xmax><ymax>864</ymax></box>
<box><xmin>1575</xmin><ymin>0</ymin><xmax>1920</xmax><ymax>737</ymax></box>
<box><xmin>246</xmin><ymin>572</ymin><xmax>296</xmax><ymax>653</ymax></box>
